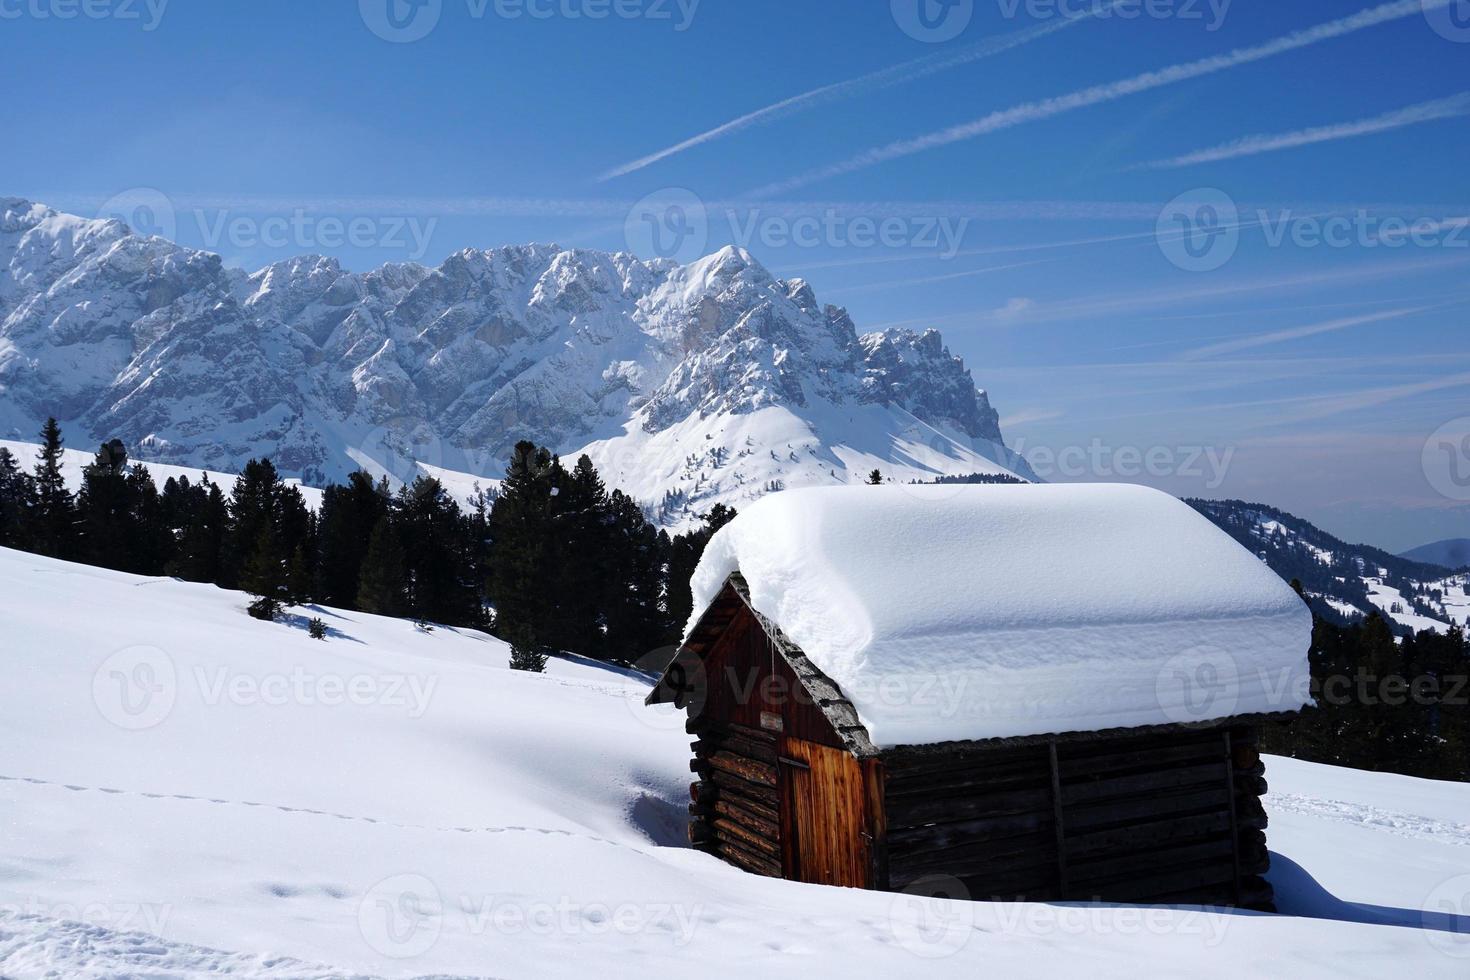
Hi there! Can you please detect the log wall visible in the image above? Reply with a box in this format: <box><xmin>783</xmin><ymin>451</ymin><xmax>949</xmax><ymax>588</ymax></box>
<box><xmin>687</xmin><ymin>720</ymin><xmax>784</xmax><ymax>878</ymax></box>
<box><xmin>881</xmin><ymin>723</ymin><xmax>1274</xmax><ymax>910</ymax></box>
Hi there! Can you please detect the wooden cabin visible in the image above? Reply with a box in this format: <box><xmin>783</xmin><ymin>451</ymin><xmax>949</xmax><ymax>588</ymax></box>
<box><xmin>645</xmin><ymin>484</ymin><xmax>1312</xmax><ymax>911</ymax></box>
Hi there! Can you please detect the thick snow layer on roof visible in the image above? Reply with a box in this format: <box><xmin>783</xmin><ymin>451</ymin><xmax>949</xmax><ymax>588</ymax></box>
<box><xmin>687</xmin><ymin>483</ymin><xmax>1313</xmax><ymax>747</ymax></box>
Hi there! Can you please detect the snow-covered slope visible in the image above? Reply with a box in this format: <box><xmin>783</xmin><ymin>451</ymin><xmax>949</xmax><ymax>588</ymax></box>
<box><xmin>2</xmin><ymin>545</ymin><xmax>1468</xmax><ymax>978</ymax></box>
<box><xmin>1190</xmin><ymin>498</ymin><xmax>1470</xmax><ymax>636</ymax></box>
<box><xmin>0</xmin><ymin>438</ymin><xmax>325</xmax><ymax>509</ymax></box>
<box><xmin>0</xmin><ymin>198</ymin><xmax>1031</xmax><ymax>526</ymax></box>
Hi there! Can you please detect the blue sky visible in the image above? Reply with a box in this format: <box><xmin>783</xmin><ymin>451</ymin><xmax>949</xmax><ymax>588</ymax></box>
<box><xmin>3</xmin><ymin>0</ymin><xmax>1469</xmax><ymax>551</ymax></box>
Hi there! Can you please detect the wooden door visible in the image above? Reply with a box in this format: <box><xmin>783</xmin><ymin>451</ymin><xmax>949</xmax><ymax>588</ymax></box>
<box><xmin>778</xmin><ymin>737</ymin><xmax>871</xmax><ymax>887</ymax></box>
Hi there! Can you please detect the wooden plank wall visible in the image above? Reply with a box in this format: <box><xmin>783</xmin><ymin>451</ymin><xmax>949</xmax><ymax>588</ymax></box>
<box><xmin>695</xmin><ymin>604</ymin><xmax>849</xmax><ymax>751</ymax></box>
<box><xmin>882</xmin><ymin>724</ymin><xmax>1274</xmax><ymax>910</ymax></box>
<box><xmin>780</xmin><ymin>739</ymin><xmax>871</xmax><ymax>888</ymax></box>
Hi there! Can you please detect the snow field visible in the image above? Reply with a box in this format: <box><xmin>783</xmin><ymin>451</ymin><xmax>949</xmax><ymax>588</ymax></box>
<box><xmin>0</xmin><ymin>546</ymin><xmax>1467</xmax><ymax>978</ymax></box>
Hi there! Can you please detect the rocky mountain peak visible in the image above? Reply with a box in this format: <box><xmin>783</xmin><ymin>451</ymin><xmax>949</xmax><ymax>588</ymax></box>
<box><xmin>0</xmin><ymin>199</ymin><xmax>1032</xmax><ymax>521</ymax></box>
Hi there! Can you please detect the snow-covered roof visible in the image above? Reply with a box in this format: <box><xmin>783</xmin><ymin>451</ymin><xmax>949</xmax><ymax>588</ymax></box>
<box><xmin>685</xmin><ymin>484</ymin><xmax>1313</xmax><ymax>748</ymax></box>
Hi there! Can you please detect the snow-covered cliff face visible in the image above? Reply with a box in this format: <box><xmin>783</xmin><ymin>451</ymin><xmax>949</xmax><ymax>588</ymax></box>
<box><xmin>0</xmin><ymin>198</ymin><xmax>1032</xmax><ymax>523</ymax></box>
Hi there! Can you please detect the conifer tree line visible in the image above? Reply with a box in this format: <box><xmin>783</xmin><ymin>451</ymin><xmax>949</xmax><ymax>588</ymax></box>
<box><xmin>1262</xmin><ymin>581</ymin><xmax>1470</xmax><ymax>782</ymax></box>
<box><xmin>0</xmin><ymin>422</ymin><xmax>735</xmax><ymax>672</ymax></box>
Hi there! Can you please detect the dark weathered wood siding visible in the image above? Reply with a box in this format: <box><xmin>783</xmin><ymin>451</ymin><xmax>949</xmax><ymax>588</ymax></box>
<box><xmin>880</xmin><ymin>724</ymin><xmax>1273</xmax><ymax>910</ymax></box>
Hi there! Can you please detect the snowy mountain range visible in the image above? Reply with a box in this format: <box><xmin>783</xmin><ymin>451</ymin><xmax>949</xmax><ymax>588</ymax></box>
<box><xmin>0</xmin><ymin>198</ymin><xmax>1031</xmax><ymax>525</ymax></box>
<box><xmin>1190</xmin><ymin>499</ymin><xmax>1470</xmax><ymax>637</ymax></box>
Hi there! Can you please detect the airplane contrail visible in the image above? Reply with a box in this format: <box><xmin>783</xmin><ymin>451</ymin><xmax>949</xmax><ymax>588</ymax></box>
<box><xmin>1132</xmin><ymin>92</ymin><xmax>1470</xmax><ymax>170</ymax></box>
<box><xmin>595</xmin><ymin>8</ymin><xmax>1112</xmax><ymax>182</ymax></box>
<box><xmin>747</xmin><ymin>0</ymin><xmax>1450</xmax><ymax>197</ymax></box>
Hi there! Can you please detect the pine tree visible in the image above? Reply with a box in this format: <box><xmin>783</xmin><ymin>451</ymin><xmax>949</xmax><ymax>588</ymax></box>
<box><xmin>30</xmin><ymin>417</ymin><xmax>76</xmax><ymax>559</ymax></box>
<box><xmin>222</xmin><ymin>459</ymin><xmax>283</xmax><ymax>589</ymax></box>
<box><xmin>0</xmin><ymin>447</ymin><xmax>34</xmax><ymax>548</ymax></box>
<box><xmin>317</xmin><ymin>471</ymin><xmax>390</xmax><ymax>608</ymax></box>
<box><xmin>286</xmin><ymin>543</ymin><xmax>315</xmax><ymax>607</ymax></box>
<box><xmin>602</xmin><ymin>489</ymin><xmax>669</xmax><ymax>664</ymax></box>
<box><xmin>241</xmin><ymin>523</ymin><xmax>285</xmax><ymax>621</ymax></box>
<box><xmin>553</xmin><ymin>455</ymin><xmax>611</xmax><ymax>658</ymax></box>
<box><xmin>664</xmin><ymin>504</ymin><xmax>736</xmax><ymax>641</ymax></box>
<box><xmin>357</xmin><ymin>517</ymin><xmax>406</xmax><ymax>616</ymax></box>
<box><xmin>126</xmin><ymin>464</ymin><xmax>172</xmax><ymax>575</ymax></box>
<box><xmin>76</xmin><ymin>440</ymin><xmax>132</xmax><ymax>571</ymax></box>
<box><xmin>488</xmin><ymin>442</ymin><xmax>561</xmax><ymax>652</ymax></box>
<box><xmin>507</xmin><ymin>625</ymin><xmax>548</xmax><ymax>673</ymax></box>
<box><xmin>866</xmin><ymin>469</ymin><xmax>883</xmax><ymax>485</ymax></box>
<box><xmin>395</xmin><ymin>475</ymin><xmax>479</xmax><ymax>625</ymax></box>
<box><xmin>171</xmin><ymin>477</ymin><xmax>227</xmax><ymax>583</ymax></box>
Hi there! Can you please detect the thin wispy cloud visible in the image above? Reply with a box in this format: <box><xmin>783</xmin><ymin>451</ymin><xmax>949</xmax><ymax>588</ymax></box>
<box><xmin>1261</xmin><ymin>369</ymin><xmax>1470</xmax><ymax>426</ymax></box>
<box><xmin>999</xmin><ymin>408</ymin><xmax>1065</xmax><ymax>428</ymax></box>
<box><xmin>747</xmin><ymin>0</ymin><xmax>1447</xmax><ymax>197</ymax></box>
<box><xmin>866</xmin><ymin>254</ymin><xmax>1470</xmax><ymax>332</ymax></box>
<box><xmin>1178</xmin><ymin>305</ymin><xmax>1437</xmax><ymax>360</ymax></box>
<box><xmin>823</xmin><ymin>259</ymin><xmax>1047</xmax><ymax>296</ymax></box>
<box><xmin>777</xmin><ymin>209</ymin><xmax>1349</xmax><ymax>275</ymax></box>
<box><xmin>595</xmin><ymin>10</ymin><xmax>1107</xmax><ymax>182</ymax></box>
<box><xmin>1132</xmin><ymin>92</ymin><xmax>1470</xmax><ymax>170</ymax></box>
